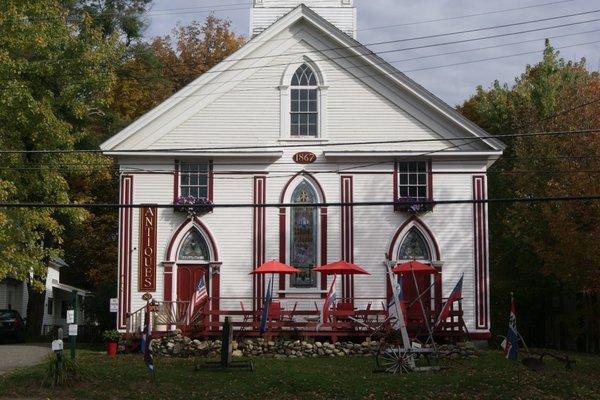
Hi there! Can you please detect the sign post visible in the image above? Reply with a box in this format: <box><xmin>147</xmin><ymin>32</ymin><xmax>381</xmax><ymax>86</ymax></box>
<box><xmin>52</xmin><ymin>328</ymin><xmax>64</xmax><ymax>387</ymax></box>
<box><xmin>69</xmin><ymin>290</ymin><xmax>77</xmax><ymax>360</ymax></box>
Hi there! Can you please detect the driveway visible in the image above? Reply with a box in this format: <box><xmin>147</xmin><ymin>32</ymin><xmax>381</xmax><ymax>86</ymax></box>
<box><xmin>0</xmin><ymin>344</ymin><xmax>51</xmax><ymax>375</ymax></box>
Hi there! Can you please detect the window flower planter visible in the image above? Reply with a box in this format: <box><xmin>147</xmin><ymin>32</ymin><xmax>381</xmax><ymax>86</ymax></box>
<box><xmin>174</xmin><ymin>196</ymin><xmax>214</xmax><ymax>216</ymax></box>
<box><xmin>394</xmin><ymin>196</ymin><xmax>433</xmax><ymax>214</ymax></box>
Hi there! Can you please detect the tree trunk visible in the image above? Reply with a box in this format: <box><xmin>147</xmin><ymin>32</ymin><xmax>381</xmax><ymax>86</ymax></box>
<box><xmin>25</xmin><ymin>281</ymin><xmax>46</xmax><ymax>339</ymax></box>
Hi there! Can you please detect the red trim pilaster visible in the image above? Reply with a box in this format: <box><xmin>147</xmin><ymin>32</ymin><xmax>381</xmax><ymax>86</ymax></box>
<box><xmin>118</xmin><ymin>175</ymin><xmax>133</xmax><ymax>329</ymax></box>
<box><xmin>278</xmin><ymin>207</ymin><xmax>286</xmax><ymax>296</ymax></box>
<box><xmin>320</xmin><ymin>208</ymin><xmax>328</xmax><ymax>295</ymax></box>
<box><xmin>473</xmin><ymin>175</ymin><xmax>489</xmax><ymax>330</ymax></box>
<box><xmin>253</xmin><ymin>176</ymin><xmax>267</xmax><ymax>310</ymax></box>
<box><xmin>163</xmin><ymin>262</ymin><xmax>174</xmax><ymax>302</ymax></box>
<box><xmin>341</xmin><ymin>176</ymin><xmax>354</xmax><ymax>302</ymax></box>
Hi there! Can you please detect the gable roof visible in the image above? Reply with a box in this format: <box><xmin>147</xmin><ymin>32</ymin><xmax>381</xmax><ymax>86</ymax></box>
<box><xmin>101</xmin><ymin>4</ymin><xmax>505</xmax><ymax>153</ymax></box>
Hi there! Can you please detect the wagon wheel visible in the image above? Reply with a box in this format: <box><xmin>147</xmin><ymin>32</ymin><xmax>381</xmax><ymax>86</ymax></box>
<box><xmin>375</xmin><ymin>343</ymin><xmax>414</xmax><ymax>374</ymax></box>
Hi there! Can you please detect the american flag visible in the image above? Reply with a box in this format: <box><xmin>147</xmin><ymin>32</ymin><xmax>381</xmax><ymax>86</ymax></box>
<box><xmin>321</xmin><ymin>274</ymin><xmax>338</xmax><ymax>324</ymax></box>
<box><xmin>143</xmin><ymin>306</ymin><xmax>154</xmax><ymax>377</ymax></box>
<box><xmin>188</xmin><ymin>275</ymin><xmax>208</xmax><ymax>323</ymax></box>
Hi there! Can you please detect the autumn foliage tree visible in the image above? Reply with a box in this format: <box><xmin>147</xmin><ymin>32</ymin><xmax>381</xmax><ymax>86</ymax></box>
<box><xmin>459</xmin><ymin>41</ymin><xmax>600</xmax><ymax>351</ymax></box>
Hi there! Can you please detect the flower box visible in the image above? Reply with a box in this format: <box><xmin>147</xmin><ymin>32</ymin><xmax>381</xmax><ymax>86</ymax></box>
<box><xmin>174</xmin><ymin>196</ymin><xmax>214</xmax><ymax>216</ymax></box>
<box><xmin>394</xmin><ymin>197</ymin><xmax>433</xmax><ymax>214</ymax></box>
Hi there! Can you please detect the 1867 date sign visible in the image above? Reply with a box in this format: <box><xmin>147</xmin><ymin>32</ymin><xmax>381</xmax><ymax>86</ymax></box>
<box><xmin>139</xmin><ymin>207</ymin><xmax>157</xmax><ymax>291</ymax></box>
<box><xmin>292</xmin><ymin>151</ymin><xmax>317</xmax><ymax>164</ymax></box>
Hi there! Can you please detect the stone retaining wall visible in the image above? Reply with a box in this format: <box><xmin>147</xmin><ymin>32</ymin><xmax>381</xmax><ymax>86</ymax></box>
<box><xmin>147</xmin><ymin>331</ymin><xmax>479</xmax><ymax>359</ymax></box>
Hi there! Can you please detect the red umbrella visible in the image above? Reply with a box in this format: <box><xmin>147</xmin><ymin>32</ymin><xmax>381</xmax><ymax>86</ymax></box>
<box><xmin>249</xmin><ymin>260</ymin><xmax>300</xmax><ymax>275</ymax></box>
<box><xmin>393</xmin><ymin>260</ymin><xmax>437</xmax><ymax>274</ymax></box>
<box><xmin>313</xmin><ymin>260</ymin><xmax>370</xmax><ymax>275</ymax></box>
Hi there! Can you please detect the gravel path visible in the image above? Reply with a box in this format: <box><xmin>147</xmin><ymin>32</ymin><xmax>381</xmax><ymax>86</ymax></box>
<box><xmin>0</xmin><ymin>344</ymin><xmax>51</xmax><ymax>375</ymax></box>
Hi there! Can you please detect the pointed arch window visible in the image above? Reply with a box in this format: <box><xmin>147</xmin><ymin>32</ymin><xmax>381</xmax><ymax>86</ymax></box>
<box><xmin>398</xmin><ymin>228</ymin><xmax>431</xmax><ymax>261</ymax></box>
<box><xmin>290</xmin><ymin>64</ymin><xmax>318</xmax><ymax>137</ymax></box>
<box><xmin>178</xmin><ymin>229</ymin><xmax>210</xmax><ymax>261</ymax></box>
<box><xmin>290</xmin><ymin>180</ymin><xmax>318</xmax><ymax>288</ymax></box>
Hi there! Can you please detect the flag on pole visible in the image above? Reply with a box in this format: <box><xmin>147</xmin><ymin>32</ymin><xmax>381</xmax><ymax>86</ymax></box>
<box><xmin>435</xmin><ymin>274</ymin><xmax>464</xmax><ymax>327</ymax></box>
<box><xmin>143</xmin><ymin>306</ymin><xmax>154</xmax><ymax>377</ymax></box>
<box><xmin>259</xmin><ymin>277</ymin><xmax>273</xmax><ymax>334</ymax></box>
<box><xmin>321</xmin><ymin>275</ymin><xmax>338</xmax><ymax>324</ymax></box>
<box><xmin>501</xmin><ymin>293</ymin><xmax>519</xmax><ymax>360</ymax></box>
<box><xmin>188</xmin><ymin>275</ymin><xmax>208</xmax><ymax>323</ymax></box>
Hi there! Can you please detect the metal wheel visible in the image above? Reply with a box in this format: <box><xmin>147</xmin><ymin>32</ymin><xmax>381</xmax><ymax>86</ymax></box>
<box><xmin>375</xmin><ymin>344</ymin><xmax>414</xmax><ymax>374</ymax></box>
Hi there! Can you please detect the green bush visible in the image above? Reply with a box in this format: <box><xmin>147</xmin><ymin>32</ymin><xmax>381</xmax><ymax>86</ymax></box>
<box><xmin>102</xmin><ymin>329</ymin><xmax>121</xmax><ymax>343</ymax></box>
<box><xmin>42</xmin><ymin>353</ymin><xmax>81</xmax><ymax>388</ymax></box>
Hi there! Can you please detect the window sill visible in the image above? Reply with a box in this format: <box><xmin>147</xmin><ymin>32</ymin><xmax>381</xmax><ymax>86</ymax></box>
<box><xmin>278</xmin><ymin>138</ymin><xmax>329</xmax><ymax>143</ymax></box>
<box><xmin>278</xmin><ymin>289</ymin><xmax>328</xmax><ymax>295</ymax></box>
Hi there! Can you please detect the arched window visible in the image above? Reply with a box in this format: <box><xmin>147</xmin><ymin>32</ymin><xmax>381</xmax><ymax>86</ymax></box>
<box><xmin>178</xmin><ymin>229</ymin><xmax>210</xmax><ymax>261</ymax></box>
<box><xmin>290</xmin><ymin>64</ymin><xmax>318</xmax><ymax>137</ymax></box>
<box><xmin>398</xmin><ymin>228</ymin><xmax>431</xmax><ymax>261</ymax></box>
<box><xmin>290</xmin><ymin>180</ymin><xmax>318</xmax><ymax>288</ymax></box>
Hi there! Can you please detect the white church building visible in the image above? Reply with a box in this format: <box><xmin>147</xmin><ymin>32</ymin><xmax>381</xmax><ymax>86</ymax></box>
<box><xmin>101</xmin><ymin>0</ymin><xmax>504</xmax><ymax>340</ymax></box>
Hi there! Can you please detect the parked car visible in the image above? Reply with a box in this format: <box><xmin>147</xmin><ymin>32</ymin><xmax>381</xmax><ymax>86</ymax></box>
<box><xmin>0</xmin><ymin>310</ymin><xmax>26</xmax><ymax>343</ymax></box>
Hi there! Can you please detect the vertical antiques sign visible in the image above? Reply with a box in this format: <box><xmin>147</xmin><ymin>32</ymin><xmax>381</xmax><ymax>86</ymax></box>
<box><xmin>139</xmin><ymin>207</ymin><xmax>157</xmax><ymax>291</ymax></box>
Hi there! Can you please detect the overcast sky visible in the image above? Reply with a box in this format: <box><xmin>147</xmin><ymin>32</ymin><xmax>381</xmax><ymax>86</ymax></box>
<box><xmin>144</xmin><ymin>0</ymin><xmax>600</xmax><ymax>106</ymax></box>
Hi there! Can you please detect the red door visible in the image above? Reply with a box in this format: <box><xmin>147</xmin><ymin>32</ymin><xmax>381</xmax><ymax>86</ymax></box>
<box><xmin>402</xmin><ymin>273</ymin><xmax>432</xmax><ymax>332</ymax></box>
<box><xmin>177</xmin><ymin>265</ymin><xmax>209</xmax><ymax>303</ymax></box>
<box><xmin>177</xmin><ymin>265</ymin><xmax>211</xmax><ymax>332</ymax></box>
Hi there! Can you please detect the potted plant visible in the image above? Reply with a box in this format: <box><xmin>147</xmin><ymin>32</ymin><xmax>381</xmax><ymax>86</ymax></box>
<box><xmin>103</xmin><ymin>329</ymin><xmax>121</xmax><ymax>356</ymax></box>
<box><xmin>394</xmin><ymin>196</ymin><xmax>433</xmax><ymax>214</ymax></box>
<box><xmin>173</xmin><ymin>196</ymin><xmax>214</xmax><ymax>216</ymax></box>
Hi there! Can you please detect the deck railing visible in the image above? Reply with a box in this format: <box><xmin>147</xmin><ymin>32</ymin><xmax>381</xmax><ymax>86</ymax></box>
<box><xmin>125</xmin><ymin>296</ymin><xmax>465</xmax><ymax>338</ymax></box>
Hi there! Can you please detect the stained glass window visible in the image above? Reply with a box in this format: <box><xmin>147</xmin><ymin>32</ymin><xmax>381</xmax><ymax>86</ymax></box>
<box><xmin>178</xmin><ymin>229</ymin><xmax>210</xmax><ymax>261</ymax></box>
<box><xmin>290</xmin><ymin>64</ymin><xmax>318</xmax><ymax>137</ymax></box>
<box><xmin>398</xmin><ymin>228</ymin><xmax>431</xmax><ymax>260</ymax></box>
<box><xmin>290</xmin><ymin>181</ymin><xmax>318</xmax><ymax>288</ymax></box>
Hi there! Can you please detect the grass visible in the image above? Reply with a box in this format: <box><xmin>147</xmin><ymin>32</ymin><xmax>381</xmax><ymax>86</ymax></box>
<box><xmin>0</xmin><ymin>348</ymin><xmax>599</xmax><ymax>400</ymax></box>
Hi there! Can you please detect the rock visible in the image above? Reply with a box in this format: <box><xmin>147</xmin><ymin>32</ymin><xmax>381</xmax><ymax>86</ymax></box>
<box><xmin>232</xmin><ymin>350</ymin><xmax>243</xmax><ymax>357</ymax></box>
<box><xmin>172</xmin><ymin>343</ymin><xmax>182</xmax><ymax>355</ymax></box>
<box><xmin>305</xmin><ymin>343</ymin><xmax>314</xmax><ymax>349</ymax></box>
<box><xmin>315</xmin><ymin>342</ymin><xmax>323</xmax><ymax>348</ymax></box>
<box><xmin>232</xmin><ymin>341</ymin><xmax>238</xmax><ymax>350</ymax></box>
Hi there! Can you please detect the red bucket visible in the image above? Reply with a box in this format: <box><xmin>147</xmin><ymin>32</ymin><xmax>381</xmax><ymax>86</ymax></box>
<box><xmin>106</xmin><ymin>341</ymin><xmax>118</xmax><ymax>356</ymax></box>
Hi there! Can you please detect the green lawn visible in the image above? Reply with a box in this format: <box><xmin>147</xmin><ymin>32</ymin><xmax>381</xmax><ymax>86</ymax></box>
<box><xmin>0</xmin><ymin>348</ymin><xmax>599</xmax><ymax>400</ymax></box>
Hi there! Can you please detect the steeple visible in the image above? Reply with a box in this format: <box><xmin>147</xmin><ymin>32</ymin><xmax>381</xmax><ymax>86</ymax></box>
<box><xmin>250</xmin><ymin>0</ymin><xmax>356</xmax><ymax>38</ymax></box>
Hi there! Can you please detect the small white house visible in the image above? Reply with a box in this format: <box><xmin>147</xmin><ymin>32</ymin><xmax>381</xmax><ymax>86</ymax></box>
<box><xmin>102</xmin><ymin>1</ymin><xmax>504</xmax><ymax>340</ymax></box>
<box><xmin>0</xmin><ymin>257</ymin><xmax>90</xmax><ymax>335</ymax></box>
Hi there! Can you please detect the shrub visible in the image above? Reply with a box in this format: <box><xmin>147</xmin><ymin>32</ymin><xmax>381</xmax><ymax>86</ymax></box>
<box><xmin>42</xmin><ymin>354</ymin><xmax>81</xmax><ymax>388</ymax></box>
<box><xmin>102</xmin><ymin>329</ymin><xmax>121</xmax><ymax>343</ymax></box>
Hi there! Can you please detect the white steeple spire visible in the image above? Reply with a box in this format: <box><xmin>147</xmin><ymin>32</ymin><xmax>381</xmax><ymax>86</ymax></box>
<box><xmin>250</xmin><ymin>0</ymin><xmax>356</xmax><ymax>38</ymax></box>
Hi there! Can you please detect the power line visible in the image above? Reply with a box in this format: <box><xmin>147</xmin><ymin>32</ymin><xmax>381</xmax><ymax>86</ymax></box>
<box><xmin>9</xmin><ymin>8</ymin><xmax>600</xmax><ymax>72</ymax></box>
<box><xmin>1</xmin><ymin>128</ymin><xmax>596</xmax><ymax>154</ymax></box>
<box><xmin>0</xmin><ymin>195</ymin><xmax>599</xmax><ymax>209</ymax></box>
<box><xmin>358</xmin><ymin>0</ymin><xmax>576</xmax><ymax>31</ymax></box>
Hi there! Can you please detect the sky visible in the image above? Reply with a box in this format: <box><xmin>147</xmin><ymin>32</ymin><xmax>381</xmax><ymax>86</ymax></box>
<box><xmin>143</xmin><ymin>0</ymin><xmax>600</xmax><ymax>106</ymax></box>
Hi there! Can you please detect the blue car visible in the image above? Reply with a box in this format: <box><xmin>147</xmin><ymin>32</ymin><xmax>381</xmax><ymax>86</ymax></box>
<box><xmin>0</xmin><ymin>310</ymin><xmax>26</xmax><ymax>343</ymax></box>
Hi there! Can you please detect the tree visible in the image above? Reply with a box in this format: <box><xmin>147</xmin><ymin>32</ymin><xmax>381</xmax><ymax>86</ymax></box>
<box><xmin>0</xmin><ymin>0</ymin><xmax>123</xmax><ymax>335</ymax></box>
<box><xmin>459</xmin><ymin>41</ymin><xmax>600</xmax><ymax>351</ymax></box>
<box><xmin>62</xmin><ymin>0</ymin><xmax>152</xmax><ymax>45</ymax></box>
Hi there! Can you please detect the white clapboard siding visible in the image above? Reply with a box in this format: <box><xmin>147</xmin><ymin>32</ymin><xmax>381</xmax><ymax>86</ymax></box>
<box><xmin>252</xmin><ymin>6</ymin><xmax>356</xmax><ymax>37</ymax></box>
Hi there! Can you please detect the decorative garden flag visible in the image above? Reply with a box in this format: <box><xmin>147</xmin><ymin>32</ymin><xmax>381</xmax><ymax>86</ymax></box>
<box><xmin>259</xmin><ymin>277</ymin><xmax>273</xmax><ymax>334</ymax></box>
<box><xmin>501</xmin><ymin>292</ymin><xmax>519</xmax><ymax>360</ymax></box>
